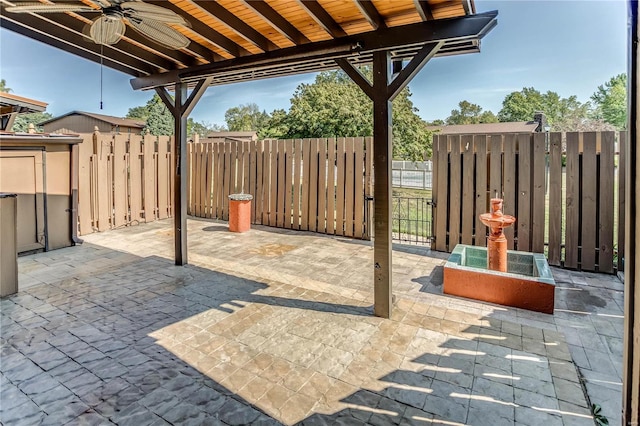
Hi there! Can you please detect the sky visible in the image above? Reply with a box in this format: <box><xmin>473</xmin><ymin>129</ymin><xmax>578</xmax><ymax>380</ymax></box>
<box><xmin>0</xmin><ymin>0</ymin><xmax>628</xmax><ymax>127</ymax></box>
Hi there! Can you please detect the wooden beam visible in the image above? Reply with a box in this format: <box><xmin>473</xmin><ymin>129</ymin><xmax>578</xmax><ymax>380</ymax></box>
<box><xmin>193</xmin><ymin>0</ymin><xmax>276</xmax><ymax>52</ymax></box>
<box><xmin>354</xmin><ymin>0</ymin><xmax>386</xmax><ymax>30</ymax></box>
<box><xmin>243</xmin><ymin>0</ymin><xmax>310</xmax><ymax>45</ymax></box>
<box><xmin>296</xmin><ymin>0</ymin><xmax>347</xmax><ymax>38</ymax></box>
<box><xmin>414</xmin><ymin>0</ymin><xmax>435</xmax><ymax>20</ymax></box>
<box><xmin>335</xmin><ymin>59</ymin><xmax>373</xmax><ymax>99</ymax></box>
<box><xmin>131</xmin><ymin>10</ymin><xmax>498</xmax><ymax>90</ymax></box>
<box><xmin>387</xmin><ymin>41</ymin><xmax>443</xmax><ymax>100</ymax></box>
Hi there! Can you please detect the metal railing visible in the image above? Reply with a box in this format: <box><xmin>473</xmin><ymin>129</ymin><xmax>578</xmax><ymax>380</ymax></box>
<box><xmin>392</xmin><ymin>196</ymin><xmax>434</xmax><ymax>245</ymax></box>
<box><xmin>392</xmin><ymin>160</ymin><xmax>433</xmax><ymax>190</ymax></box>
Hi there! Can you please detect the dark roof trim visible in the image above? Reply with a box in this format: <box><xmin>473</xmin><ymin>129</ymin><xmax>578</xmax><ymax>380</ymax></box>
<box><xmin>131</xmin><ymin>10</ymin><xmax>498</xmax><ymax>91</ymax></box>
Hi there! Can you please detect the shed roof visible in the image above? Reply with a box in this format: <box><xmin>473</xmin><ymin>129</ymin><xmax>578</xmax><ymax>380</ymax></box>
<box><xmin>426</xmin><ymin>121</ymin><xmax>539</xmax><ymax>135</ymax></box>
<box><xmin>0</xmin><ymin>1</ymin><xmax>496</xmax><ymax>90</ymax></box>
<box><xmin>40</xmin><ymin>111</ymin><xmax>146</xmax><ymax>129</ymax></box>
<box><xmin>0</xmin><ymin>92</ymin><xmax>48</xmax><ymax>115</ymax></box>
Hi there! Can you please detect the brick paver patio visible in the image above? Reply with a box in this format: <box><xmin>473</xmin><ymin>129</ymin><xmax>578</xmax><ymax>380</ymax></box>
<box><xmin>2</xmin><ymin>218</ymin><xmax>623</xmax><ymax>425</ymax></box>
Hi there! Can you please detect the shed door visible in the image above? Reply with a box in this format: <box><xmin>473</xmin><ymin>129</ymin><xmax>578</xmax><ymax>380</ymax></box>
<box><xmin>0</xmin><ymin>153</ymin><xmax>46</xmax><ymax>252</ymax></box>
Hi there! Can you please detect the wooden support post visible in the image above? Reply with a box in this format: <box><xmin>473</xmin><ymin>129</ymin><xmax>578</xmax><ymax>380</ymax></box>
<box><xmin>338</xmin><ymin>42</ymin><xmax>441</xmax><ymax>319</ymax></box>
<box><xmin>372</xmin><ymin>50</ymin><xmax>393</xmax><ymax>318</ymax></box>
<box><xmin>156</xmin><ymin>77</ymin><xmax>212</xmax><ymax>265</ymax></box>
<box><xmin>623</xmin><ymin>2</ymin><xmax>638</xmax><ymax>423</ymax></box>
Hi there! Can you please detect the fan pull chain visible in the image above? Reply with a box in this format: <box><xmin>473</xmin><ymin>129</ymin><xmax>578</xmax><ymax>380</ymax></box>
<box><xmin>100</xmin><ymin>27</ymin><xmax>104</xmax><ymax>110</ymax></box>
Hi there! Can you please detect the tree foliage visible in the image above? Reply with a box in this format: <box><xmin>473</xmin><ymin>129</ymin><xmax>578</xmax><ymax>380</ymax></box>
<box><xmin>126</xmin><ymin>93</ymin><xmax>219</xmax><ymax>136</ymax></box>
<box><xmin>225</xmin><ymin>103</ymin><xmax>269</xmax><ymax>132</ymax></box>
<box><xmin>591</xmin><ymin>74</ymin><xmax>627</xmax><ymax>129</ymax></box>
<box><xmin>249</xmin><ymin>70</ymin><xmax>432</xmax><ymax>160</ymax></box>
<box><xmin>0</xmin><ymin>79</ymin><xmax>11</xmax><ymax>93</ymax></box>
<box><xmin>12</xmin><ymin>112</ymin><xmax>53</xmax><ymax>132</ymax></box>
<box><xmin>498</xmin><ymin>87</ymin><xmax>589</xmax><ymax>130</ymax></box>
<box><xmin>446</xmin><ymin>100</ymin><xmax>498</xmax><ymax>125</ymax></box>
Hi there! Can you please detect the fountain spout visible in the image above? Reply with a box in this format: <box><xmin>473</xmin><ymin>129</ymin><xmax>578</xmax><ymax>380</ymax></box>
<box><xmin>479</xmin><ymin>198</ymin><xmax>516</xmax><ymax>272</ymax></box>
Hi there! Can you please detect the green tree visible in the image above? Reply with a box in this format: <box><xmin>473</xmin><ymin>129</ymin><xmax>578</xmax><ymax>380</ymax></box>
<box><xmin>258</xmin><ymin>109</ymin><xmax>289</xmax><ymax>139</ymax></box>
<box><xmin>126</xmin><ymin>94</ymin><xmax>173</xmax><ymax>135</ymax></box>
<box><xmin>11</xmin><ymin>112</ymin><xmax>53</xmax><ymax>132</ymax></box>
<box><xmin>0</xmin><ymin>79</ymin><xmax>11</xmax><ymax>93</ymax></box>
<box><xmin>498</xmin><ymin>87</ymin><xmax>589</xmax><ymax>130</ymax></box>
<box><xmin>278</xmin><ymin>70</ymin><xmax>431</xmax><ymax>160</ymax></box>
<box><xmin>591</xmin><ymin>74</ymin><xmax>627</xmax><ymax>129</ymax></box>
<box><xmin>187</xmin><ymin>119</ymin><xmax>226</xmax><ymax>137</ymax></box>
<box><xmin>224</xmin><ymin>103</ymin><xmax>269</xmax><ymax>132</ymax></box>
<box><xmin>446</xmin><ymin>101</ymin><xmax>498</xmax><ymax>125</ymax></box>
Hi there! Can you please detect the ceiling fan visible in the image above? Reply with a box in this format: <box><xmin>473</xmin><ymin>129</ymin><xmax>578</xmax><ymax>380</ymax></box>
<box><xmin>6</xmin><ymin>0</ymin><xmax>191</xmax><ymax>49</ymax></box>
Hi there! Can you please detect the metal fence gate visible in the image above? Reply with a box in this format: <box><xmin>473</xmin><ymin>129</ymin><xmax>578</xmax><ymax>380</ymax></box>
<box><xmin>391</xmin><ymin>196</ymin><xmax>434</xmax><ymax>245</ymax></box>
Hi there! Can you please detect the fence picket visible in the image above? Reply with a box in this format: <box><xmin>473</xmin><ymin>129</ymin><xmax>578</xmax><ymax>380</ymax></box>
<box><xmin>78</xmin><ymin>134</ymin><xmax>93</xmax><ymax>235</ymax></box>
<box><xmin>269</xmin><ymin>140</ymin><xmax>278</xmax><ymax>226</ymax></box>
<box><xmin>308</xmin><ymin>139</ymin><xmax>319</xmax><ymax>231</ymax></box>
<box><xmin>489</xmin><ymin>135</ymin><xmax>502</xmax><ymax>200</ymax></box>
<box><xmin>277</xmin><ymin>139</ymin><xmax>286</xmax><ymax>228</ymax></box>
<box><xmin>292</xmin><ymin>139</ymin><xmax>302</xmax><ymax>229</ymax></box>
<box><xmin>224</xmin><ymin>142</ymin><xmax>232</xmax><ymax>221</ymax></box>
<box><xmin>186</xmin><ymin>142</ymin><xmax>192</xmax><ymax>215</ymax></box>
<box><xmin>215</xmin><ymin>142</ymin><xmax>224</xmax><ymax>219</ymax></box>
<box><xmin>548</xmin><ymin>132</ymin><xmax>563</xmax><ymax>266</ymax></box>
<box><xmin>327</xmin><ymin>138</ymin><xmax>336</xmax><ymax>235</ymax></box>
<box><xmin>474</xmin><ymin>135</ymin><xmax>487</xmax><ymax>247</ymax></box>
<box><xmin>96</xmin><ymin>134</ymin><xmax>111</xmax><ymax>231</ymax></box>
<box><xmin>157</xmin><ymin>136</ymin><xmax>169</xmax><ymax>220</ymax></box>
<box><xmin>502</xmin><ymin>134</ymin><xmax>516</xmax><ymax>250</ymax></box>
<box><xmin>434</xmin><ymin>135</ymin><xmax>449</xmax><ymax>251</ymax></box>
<box><xmin>618</xmin><ymin>131</ymin><xmax>627</xmax><ymax>271</ymax></box>
<box><xmin>599</xmin><ymin>131</ymin><xmax>615</xmax><ymax>273</ymax></box>
<box><xmin>365</xmin><ymin>137</ymin><xmax>373</xmax><ymax>239</ymax></box>
<box><xmin>250</xmin><ymin>140</ymin><xmax>257</xmax><ymax>223</ymax></box>
<box><xmin>284</xmin><ymin>140</ymin><xmax>294</xmax><ymax>228</ymax></box>
<box><xmin>517</xmin><ymin>133</ymin><xmax>531</xmax><ymax>251</ymax></box>
<box><xmin>448</xmin><ymin>135</ymin><xmax>462</xmax><ymax>250</ymax></box>
<box><xmin>565</xmin><ymin>132</ymin><xmax>580</xmax><ymax>269</ymax></box>
<box><xmin>256</xmin><ymin>141</ymin><xmax>264</xmax><ymax>224</ymax></box>
<box><xmin>143</xmin><ymin>134</ymin><xmax>156</xmax><ymax>222</ymax></box>
<box><xmin>531</xmin><ymin>132</ymin><xmax>546</xmax><ymax>253</ymax></box>
<box><xmin>112</xmin><ymin>134</ymin><xmax>128</xmax><ymax>227</ymax></box>
<box><xmin>205</xmin><ymin>143</ymin><xmax>214</xmax><ymax>218</ymax></box>
<box><xmin>335</xmin><ymin>138</ymin><xmax>346</xmax><ymax>236</ymax></box>
<box><xmin>354</xmin><ymin>137</ymin><xmax>364</xmax><ymax>238</ymax></box>
<box><xmin>460</xmin><ymin>135</ymin><xmax>474</xmax><ymax>245</ymax></box>
<box><xmin>318</xmin><ymin>138</ymin><xmax>328</xmax><ymax>234</ymax></box>
<box><xmin>345</xmin><ymin>138</ymin><xmax>355</xmax><ymax>237</ymax></box>
<box><xmin>581</xmin><ymin>132</ymin><xmax>597</xmax><ymax>271</ymax></box>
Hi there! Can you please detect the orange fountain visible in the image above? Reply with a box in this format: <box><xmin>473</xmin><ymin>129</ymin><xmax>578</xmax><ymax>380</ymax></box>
<box><xmin>479</xmin><ymin>198</ymin><xmax>516</xmax><ymax>272</ymax></box>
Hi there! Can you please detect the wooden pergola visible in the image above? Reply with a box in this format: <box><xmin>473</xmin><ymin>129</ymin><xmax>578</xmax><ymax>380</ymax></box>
<box><xmin>0</xmin><ymin>0</ymin><xmax>497</xmax><ymax>320</ymax></box>
<box><xmin>1</xmin><ymin>0</ymin><xmax>499</xmax><ymax>319</ymax></box>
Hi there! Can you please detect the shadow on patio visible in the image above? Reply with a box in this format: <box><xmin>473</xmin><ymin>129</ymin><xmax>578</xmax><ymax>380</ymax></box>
<box><xmin>2</xmin><ymin>218</ymin><xmax>622</xmax><ymax>424</ymax></box>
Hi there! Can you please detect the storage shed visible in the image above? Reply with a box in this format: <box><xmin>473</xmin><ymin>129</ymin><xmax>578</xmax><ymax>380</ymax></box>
<box><xmin>41</xmin><ymin>111</ymin><xmax>145</xmax><ymax>135</ymax></box>
<box><xmin>0</xmin><ymin>132</ymin><xmax>82</xmax><ymax>253</ymax></box>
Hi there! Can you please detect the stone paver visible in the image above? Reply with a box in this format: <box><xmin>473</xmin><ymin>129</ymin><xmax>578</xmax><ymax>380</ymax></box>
<box><xmin>1</xmin><ymin>217</ymin><xmax>622</xmax><ymax>425</ymax></box>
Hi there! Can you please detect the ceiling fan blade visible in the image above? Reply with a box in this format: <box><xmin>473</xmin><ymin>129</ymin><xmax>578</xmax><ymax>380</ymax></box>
<box><xmin>126</xmin><ymin>17</ymin><xmax>190</xmax><ymax>50</ymax></box>
<box><xmin>84</xmin><ymin>15</ymin><xmax>125</xmax><ymax>45</ymax></box>
<box><xmin>6</xmin><ymin>2</ymin><xmax>99</xmax><ymax>13</ymax></box>
<box><xmin>120</xmin><ymin>2</ymin><xmax>189</xmax><ymax>26</ymax></box>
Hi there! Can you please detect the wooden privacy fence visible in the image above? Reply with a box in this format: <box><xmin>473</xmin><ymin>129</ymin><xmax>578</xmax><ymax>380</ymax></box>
<box><xmin>187</xmin><ymin>137</ymin><xmax>373</xmax><ymax>239</ymax></box>
<box><xmin>433</xmin><ymin>131</ymin><xmax>626</xmax><ymax>273</ymax></box>
<box><xmin>77</xmin><ymin>131</ymin><xmax>174</xmax><ymax>235</ymax></box>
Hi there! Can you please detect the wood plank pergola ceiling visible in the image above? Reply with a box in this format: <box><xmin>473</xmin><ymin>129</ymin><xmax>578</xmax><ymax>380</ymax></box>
<box><xmin>0</xmin><ymin>0</ymin><xmax>493</xmax><ymax>89</ymax></box>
